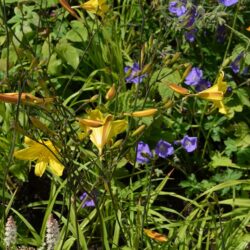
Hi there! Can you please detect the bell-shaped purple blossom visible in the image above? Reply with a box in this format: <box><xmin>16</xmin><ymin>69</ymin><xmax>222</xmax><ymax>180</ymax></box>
<box><xmin>216</xmin><ymin>25</ymin><xmax>227</xmax><ymax>43</ymax></box>
<box><xmin>80</xmin><ymin>192</ymin><xmax>95</xmax><ymax>208</ymax></box>
<box><xmin>230</xmin><ymin>52</ymin><xmax>244</xmax><ymax>74</ymax></box>
<box><xmin>155</xmin><ymin>140</ymin><xmax>174</xmax><ymax>158</ymax></box>
<box><xmin>136</xmin><ymin>141</ymin><xmax>152</xmax><ymax>164</ymax></box>
<box><xmin>195</xmin><ymin>79</ymin><xmax>211</xmax><ymax>92</ymax></box>
<box><xmin>124</xmin><ymin>63</ymin><xmax>146</xmax><ymax>84</ymax></box>
<box><xmin>169</xmin><ymin>1</ymin><xmax>187</xmax><ymax>17</ymax></box>
<box><xmin>184</xmin><ymin>67</ymin><xmax>203</xmax><ymax>86</ymax></box>
<box><xmin>185</xmin><ymin>29</ymin><xmax>197</xmax><ymax>42</ymax></box>
<box><xmin>181</xmin><ymin>135</ymin><xmax>197</xmax><ymax>153</ymax></box>
<box><xmin>219</xmin><ymin>0</ymin><xmax>238</xmax><ymax>7</ymax></box>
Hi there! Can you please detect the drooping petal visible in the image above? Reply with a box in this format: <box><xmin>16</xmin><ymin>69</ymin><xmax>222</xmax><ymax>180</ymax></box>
<box><xmin>48</xmin><ymin>158</ymin><xmax>64</xmax><ymax>176</ymax></box>
<box><xmin>34</xmin><ymin>160</ymin><xmax>47</xmax><ymax>177</ymax></box>
<box><xmin>108</xmin><ymin>119</ymin><xmax>128</xmax><ymax>141</ymax></box>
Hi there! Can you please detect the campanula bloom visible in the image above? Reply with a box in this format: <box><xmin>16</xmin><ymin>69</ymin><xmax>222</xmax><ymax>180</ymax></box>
<box><xmin>181</xmin><ymin>135</ymin><xmax>197</xmax><ymax>153</ymax></box>
<box><xmin>14</xmin><ymin>137</ymin><xmax>64</xmax><ymax>177</ymax></box>
<box><xmin>155</xmin><ymin>140</ymin><xmax>174</xmax><ymax>158</ymax></box>
<box><xmin>195</xmin><ymin>79</ymin><xmax>211</xmax><ymax>92</ymax></box>
<box><xmin>185</xmin><ymin>29</ymin><xmax>197</xmax><ymax>42</ymax></box>
<box><xmin>169</xmin><ymin>1</ymin><xmax>187</xmax><ymax>17</ymax></box>
<box><xmin>136</xmin><ymin>141</ymin><xmax>152</xmax><ymax>164</ymax></box>
<box><xmin>124</xmin><ymin>63</ymin><xmax>146</xmax><ymax>84</ymax></box>
<box><xmin>219</xmin><ymin>0</ymin><xmax>238</xmax><ymax>7</ymax></box>
<box><xmin>185</xmin><ymin>67</ymin><xmax>203</xmax><ymax>86</ymax></box>
<box><xmin>80</xmin><ymin>192</ymin><xmax>95</xmax><ymax>207</ymax></box>
<box><xmin>230</xmin><ymin>52</ymin><xmax>244</xmax><ymax>73</ymax></box>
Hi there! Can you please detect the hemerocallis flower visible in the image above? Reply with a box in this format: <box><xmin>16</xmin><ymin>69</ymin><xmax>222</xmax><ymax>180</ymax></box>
<box><xmin>14</xmin><ymin>137</ymin><xmax>64</xmax><ymax>177</ymax></box>
<box><xmin>78</xmin><ymin>109</ymin><xmax>127</xmax><ymax>155</ymax></box>
<box><xmin>197</xmin><ymin>71</ymin><xmax>227</xmax><ymax>114</ymax></box>
<box><xmin>81</xmin><ymin>0</ymin><xmax>108</xmax><ymax>17</ymax></box>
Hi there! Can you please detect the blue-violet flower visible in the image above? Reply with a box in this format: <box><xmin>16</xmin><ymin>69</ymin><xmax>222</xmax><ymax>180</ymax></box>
<box><xmin>185</xmin><ymin>67</ymin><xmax>203</xmax><ymax>86</ymax></box>
<box><xmin>169</xmin><ymin>1</ymin><xmax>187</xmax><ymax>17</ymax></box>
<box><xmin>136</xmin><ymin>141</ymin><xmax>152</xmax><ymax>164</ymax></box>
<box><xmin>181</xmin><ymin>135</ymin><xmax>197</xmax><ymax>153</ymax></box>
<box><xmin>219</xmin><ymin>0</ymin><xmax>238</xmax><ymax>7</ymax></box>
<box><xmin>124</xmin><ymin>63</ymin><xmax>146</xmax><ymax>84</ymax></box>
<box><xmin>155</xmin><ymin>140</ymin><xmax>174</xmax><ymax>158</ymax></box>
<box><xmin>80</xmin><ymin>192</ymin><xmax>95</xmax><ymax>208</ymax></box>
<box><xmin>230</xmin><ymin>52</ymin><xmax>244</xmax><ymax>74</ymax></box>
<box><xmin>195</xmin><ymin>79</ymin><xmax>211</xmax><ymax>92</ymax></box>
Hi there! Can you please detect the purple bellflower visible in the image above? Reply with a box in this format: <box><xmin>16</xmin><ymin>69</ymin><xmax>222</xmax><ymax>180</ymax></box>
<box><xmin>230</xmin><ymin>52</ymin><xmax>244</xmax><ymax>73</ymax></box>
<box><xmin>185</xmin><ymin>67</ymin><xmax>203</xmax><ymax>86</ymax></box>
<box><xmin>155</xmin><ymin>140</ymin><xmax>174</xmax><ymax>158</ymax></box>
<box><xmin>216</xmin><ymin>25</ymin><xmax>227</xmax><ymax>43</ymax></box>
<box><xmin>136</xmin><ymin>141</ymin><xmax>152</xmax><ymax>164</ymax></box>
<box><xmin>124</xmin><ymin>63</ymin><xmax>146</xmax><ymax>84</ymax></box>
<box><xmin>169</xmin><ymin>1</ymin><xmax>187</xmax><ymax>17</ymax></box>
<box><xmin>219</xmin><ymin>0</ymin><xmax>238</xmax><ymax>7</ymax></box>
<box><xmin>185</xmin><ymin>29</ymin><xmax>197</xmax><ymax>42</ymax></box>
<box><xmin>195</xmin><ymin>79</ymin><xmax>211</xmax><ymax>92</ymax></box>
<box><xmin>80</xmin><ymin>192</ymin><xmax>95</xmax><ymax>208</ymax></box>
<box><xmin>181</xmin><ymin>135</ymin><xmax>197</xmax><ymax>153</ymax></box>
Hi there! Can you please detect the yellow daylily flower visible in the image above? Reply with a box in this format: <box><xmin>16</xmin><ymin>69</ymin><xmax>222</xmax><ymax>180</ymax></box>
<box><xmin>78</xmin><ymin>109</ymin><xmax>127</xmax><ymax>155</ymax></box>
<box><xmin>197</xmin><ymin>71</ymin><xmax>227</xmax><ymax>114</ymax></box>
<box><xmin>14</xmin><ymin>137</ymin><xmax>64</xmax><ymax>177</ymax></box>
<box><xmin>81</xmin><ymin>0</ymin><xmax>108</xmax><ymax>17</ymax></box>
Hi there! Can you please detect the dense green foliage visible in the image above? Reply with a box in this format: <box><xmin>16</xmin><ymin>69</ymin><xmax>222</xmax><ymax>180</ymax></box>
<box><xmin>0</xmin><ymin>0</ymin><xmax>250</xmax><ymax>249</ymax></box>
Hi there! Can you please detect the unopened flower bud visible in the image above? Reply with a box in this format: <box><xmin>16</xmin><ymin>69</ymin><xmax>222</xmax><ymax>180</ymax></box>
<box><xmin>131</xmin><ymin>124</ymin><xmax>146</xmax><ymax>137</ymax></box>
<box><xmin>169</xmin><ymin>83</ymin><xmax>190</xmax><ymax>95</ymax></box>
<box><xmin>105</xmin><ymin>84</ymin><xmax>116</xmax><ymax>100</ymax></box>
<box><xmin>125</xmin><ymin>108</ymin><xmax>158</xmax><ymax>117</ymax></box>
<box><xmin>89</xmin><ymin>94</ymin><xmax>99</xmax><ymax>103</ymax></box>
<box><xmin>181</xmin><ymin>64</ymin><xmax>192</xmax><ymax>82</ymax></box>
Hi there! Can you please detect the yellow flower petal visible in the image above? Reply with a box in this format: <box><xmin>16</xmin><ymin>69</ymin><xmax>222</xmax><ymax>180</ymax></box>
<box><xmin>14</xmin><ymin>147</ymin><xmax>40</xmax><ymax>161</ymax></box>
<box><xmin>35</xmin><ymin>160</ymin><xmax>47</xmax><ymax>177</ymax></box>
<box><xmin>197</xmin><ymin>91</ymin><xmax>223</xmax><ymax>101</ymax></box>
<box><xmin>49</xmin><ymin>158</ymin><xmax>64</xmax><ymax>176</ymax></box>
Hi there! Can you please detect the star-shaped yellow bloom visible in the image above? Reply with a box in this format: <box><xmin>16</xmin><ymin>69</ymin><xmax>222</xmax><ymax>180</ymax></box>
<box><xmin>197</xmin><ymin>71</ymin><xmax>227</xmax><ymax>114</ymax></box>
<box><xmin>78</xmin><ymin>109</ymin><xmax>127</xmax><ymax>155</ymax></box>
<box><xmin>14</xmin><ymin>137</ymin><xmax>64</xmax><ymax>177</ymax></box>
<box><xmin>81</xmin><ymin>0</ymin><xmax>108</xmax><ymax>17</ymax></box>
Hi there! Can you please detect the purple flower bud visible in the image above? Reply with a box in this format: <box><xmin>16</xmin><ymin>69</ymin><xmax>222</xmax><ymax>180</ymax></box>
<box><xmin>216</xmin><ymin>25</ymin><xmax>227</xmax><ymax>43</ymax></box>
<box><xmin>124</xmin><ymin>63</ymin><xmax>146</xmax><ymax>84</ymax></box>
<box><xmin>219</xmin><ymin>0</ymin><xmax>238</xmax><ymax>7</ymax></box>
<box><xmin>181</xmin><ymin>135</ymin><xmax>197</xmax><ymax>153</ymax></box>
<box><xmin>185</xmin><ymin>29</ymin><xmax>197</xmax><ymax>43</ymax></box>
<box><xmin>230</xmin><ymin>52</ymin><xmax>244</xmax><ymax>74</ymax></box>
<box><xmin>184</xmin><ymin>67</ymin><xmax>203</xmax><ymax>86</ymax></box>
<box><xmin>136</xmin><ymin>141</ymin><xmax>152</xmax><ymax>164</ymax></box>
<box><xmin>155</xmin><ymin>140</ymin><xmax>174</xmax><ymax>158</ymax></box>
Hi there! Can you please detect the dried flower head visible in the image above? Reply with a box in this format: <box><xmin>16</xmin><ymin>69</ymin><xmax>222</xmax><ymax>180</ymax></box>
<box><xmin>4</xmin><ymin>216</ymin><xmax>17</xmax><ymax>248</ymax></box>
<box><xmin>46</xmin><ymin>215</ymin><xmax>60</xmax><ymax>250</ymax></box>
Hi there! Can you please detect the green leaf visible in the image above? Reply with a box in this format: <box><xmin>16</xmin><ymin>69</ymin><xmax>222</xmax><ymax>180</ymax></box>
<box><xmin>56</xmin><ymin>41</ymin><xmax>80</xmax><ymax>69</ymax></box>
<box><xmin>210</xmin><ymin>152</ymin><xmax>239</xmax><ymax>168</ymax></box>
<box><xmin>48</xmin><ymin>53</ymin><xmax>62</xmax><ymax>75</ymax></box>
<box><xmin>66</xmin><ymin>21</ymin><xmax>88</xmax><ymax>42</ymax></box>
<box><xmin>236</xmin><ymin>88</ymin><xmax>250</xmax><ymax>107</ymax></box>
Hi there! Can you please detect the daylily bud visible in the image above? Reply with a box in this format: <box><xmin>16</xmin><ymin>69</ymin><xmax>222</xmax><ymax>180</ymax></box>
<box><xmin>169</xmin><ymin>84</ymin><xmax>190</xmax><ymax>95</ymax></box>
<box><xmin>181</xmin><ymin>64</ymin><xmax>192</xmax><ymax>82</ymax></box>
<box><xmin>105</xmin><ymin>84</ymin><xmax>116</xmax><ymax>100</ymax></box>
<box><xmin>111</xmin><ymin>139</ymin><xmax>123</xmax><ymax>149</ymax></box>
<box><xmin>125</xmin><ymin>108</ymin><xmax>158</xmax><ymax>117</ymax></box>
<box><xmin>163</xmin><ymin>100</ymin><xmax>173</xmax><ymax>109</ymax></box>
<box><xmin>131</xmin><ymin>124</ymin><xmax>146</xmax><ymax>137</ymax></box>
<box><xmin>140</xmin><ymin>45</ymin><xmax>145</xmax><ymax>66</ymax></box>
<box><xmin>170</xmin><ymin>52</ymin><xmax>181</xmax><ymax>64</ymax></box>
<box><xmin>141</xmin><ymin>63</ymin><xmax>152</xmax><ymax>74</ymax></box>
<box><xmin>89</xmin><ymin>94</ymin><xmax>99</xmax><ymax>103</ymax></box>
<box><xmin>78</xmin><ymin>118</ymin><xmax>103</xmax><ymax>127</ymax></box>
